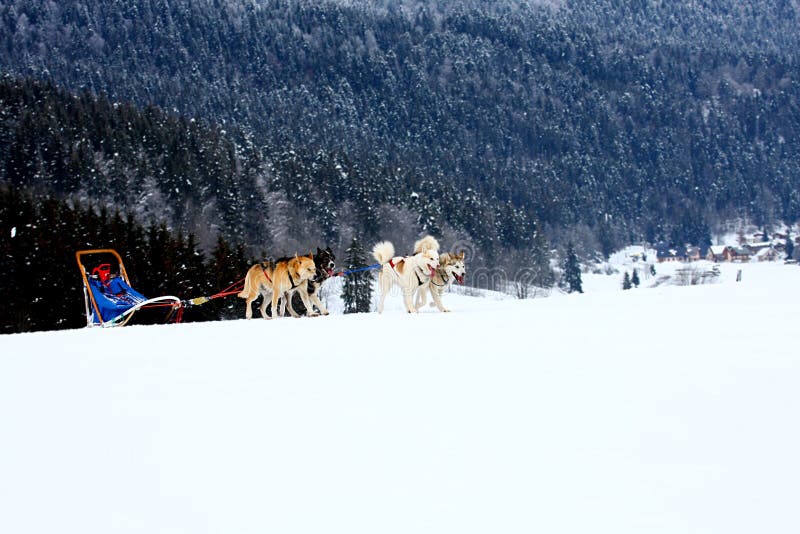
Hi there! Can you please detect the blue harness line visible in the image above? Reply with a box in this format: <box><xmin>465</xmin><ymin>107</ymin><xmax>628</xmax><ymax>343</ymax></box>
<box><xmin>335</xmin><ymin>263</ymin><xmax>381</xmax><ymax>277</ymax></box>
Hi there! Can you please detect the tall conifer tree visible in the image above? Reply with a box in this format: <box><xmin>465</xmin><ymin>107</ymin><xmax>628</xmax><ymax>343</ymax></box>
<box><xmin>562</xmin><ymin>242</ymin><xmax>583</xmax><ymax>294</ymax></box>
<box><xmin>342</xmin><ymin>237</ymin><xmax>372</xmax><ymax>314</ymax></box>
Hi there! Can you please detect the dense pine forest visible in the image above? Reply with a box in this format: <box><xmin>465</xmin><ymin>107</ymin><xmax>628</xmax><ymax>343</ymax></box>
<box><xmin>2</xmin><ymin>0</ymin><xmax>800</xmax><ymax>331</ymax></box>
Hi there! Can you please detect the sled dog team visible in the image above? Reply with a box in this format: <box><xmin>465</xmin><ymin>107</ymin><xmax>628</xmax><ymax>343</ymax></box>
<box><xmin>238</xmin><ymin>236</ymin><xmax>466</xmax><ymax>318</ymax></box>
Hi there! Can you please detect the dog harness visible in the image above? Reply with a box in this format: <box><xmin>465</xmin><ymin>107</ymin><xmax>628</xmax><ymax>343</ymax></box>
<box><xmin>414</xmin><ymin>268</ymin><xmax>425</xmax><ymax>286</ymax></box>
<box><xmin>389</xmin><ymin>257</ymin><xmax>427</xmax><ymax>287</ymax></box>
<box><xmin>429</xmin><ymin>273</ymin><xmax>447</xmax><ymax>287</ymax></box>
<box><xmin>259</xmin><ymin>263</ymin><xmax>272</xmax><ymax>283</ymax></box>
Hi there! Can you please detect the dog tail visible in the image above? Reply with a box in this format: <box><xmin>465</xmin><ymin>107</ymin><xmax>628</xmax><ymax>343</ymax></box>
<box><xmin>372</xmin><ymin>241</ymin><xmax>395</xmax><ymax>264</ymax></box>
<box><xmin>237</xmin><ymin>266</ymin><xmax>253</xmax><ymax>298</ymax></box>
<box><xmin>413</xmin><ymin>235</ymin><xmax>440</xmax><ymax>254</ymax></box>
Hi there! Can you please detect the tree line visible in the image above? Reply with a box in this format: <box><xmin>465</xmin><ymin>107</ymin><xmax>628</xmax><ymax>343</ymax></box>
<box><xmin>0</xmin><ymin>75</ymin><xmax>555</xmax><ymax>279</ymax></box>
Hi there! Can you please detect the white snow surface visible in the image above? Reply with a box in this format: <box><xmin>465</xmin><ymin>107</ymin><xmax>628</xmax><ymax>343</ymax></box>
<box><xmin>2</xmin><ymin>261</ymin><xmax>800</xmax><ymax>534</ymax></box>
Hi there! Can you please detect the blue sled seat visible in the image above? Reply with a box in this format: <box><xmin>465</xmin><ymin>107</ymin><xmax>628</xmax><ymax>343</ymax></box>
<box><xmin>87</xmin><ymin>276</ymin><xmax>148</xmax><ymax>325</ymax></box>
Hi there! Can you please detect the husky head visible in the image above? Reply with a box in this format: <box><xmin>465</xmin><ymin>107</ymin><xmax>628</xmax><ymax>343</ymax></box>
<box><xmin>442</xmin><ymin>251</ymin><xmax>466</xmax><ymax>284</ymax></box>
<box><xmin>420</xmin><ymin>248</ymin><xmax>440</xmax><ymax>279</ymax></box>
<box><xmin>314</xmin><ymin>246</ymin><xmax>336</xmax><ymax>279</ymax></box>
<box><xmin>292</xmin><ymin>253</ymin><xmax>318</xmax><ymax>281</ymax></box>
<box><xmin>413</xmin><ymin>235</ymin><xmax>440</xmax><ymax>255</ymax></box>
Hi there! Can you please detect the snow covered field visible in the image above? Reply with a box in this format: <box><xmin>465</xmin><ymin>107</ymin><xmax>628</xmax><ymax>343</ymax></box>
<box><xmin>1</xmin><ymin>261</ymin><xmax>799</xmax><ymax>534</ymax></box>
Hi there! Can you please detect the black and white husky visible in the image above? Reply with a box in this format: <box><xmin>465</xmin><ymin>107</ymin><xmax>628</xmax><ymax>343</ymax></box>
<box><xmin>284</xmin><ymin>246</ymin><xmax>336</xmax><ymax>317</ymax></box>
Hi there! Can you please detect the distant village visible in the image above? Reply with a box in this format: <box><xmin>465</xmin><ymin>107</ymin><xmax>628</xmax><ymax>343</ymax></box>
<box><xmin>651</xmin><ymin>231</ymin><xmax>799</xmax><ymax>264</ymax></box>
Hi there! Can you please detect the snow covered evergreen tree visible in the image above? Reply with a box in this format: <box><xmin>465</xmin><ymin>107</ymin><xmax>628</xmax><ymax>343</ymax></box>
<box><xmin>631</xmin><ymin>268</ymin><xmax>640</xmax><ymax>288</ymax></box>
<box><xmin>562</xmin><ymin>243</ymin><xmax>583</xmax><ymax>294</ymax></box>
<box><xmin>622</xmin><ymin>272</ymin><xmax>632</xmax><ymax>290</ymax></box>
<box><xmin>342</xmin><ymin>237</ymin><xmax>373</xmax><ymax>314</ymax></box>
<box><xmin>529</xmin><ymin>223</ymin><xmax>555</xmax><ymax>289</ymax></box>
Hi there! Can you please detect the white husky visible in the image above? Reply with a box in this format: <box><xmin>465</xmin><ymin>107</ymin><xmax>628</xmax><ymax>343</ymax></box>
<box><xmin>372</xmin><ymin>240</ymin><xmax>440</xmax><ymax>313</ymax></box>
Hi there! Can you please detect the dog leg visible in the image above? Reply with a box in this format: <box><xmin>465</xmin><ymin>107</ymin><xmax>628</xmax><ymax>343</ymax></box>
<box><xmin>285</xmin><ymin>292</ymin><xmax>302</xmax><ymax>318</ymax></box>
<box><xmin>270</xmin><ymin>290</ymin><xmax>282</xmax><ymax>319</ymax></box>
<box><xmin>403</xmin><ymin>289</ymin><xmax>417</xmax><ymax>313</ymax></box>
<box><xmin>415</xmin><ymin>284</ymin><xmax>428</xmax><ymax>309</ymax></box>
<box><xmin>430</xmin><ymin>287</ymin><xmax>450</xmax><ymax>312</ymax></box>
<box><xmin>244</xmin><ymin>293</ymin><xmax>254</xmax><ymax>319</ymax></box>
<box><xmin>377</xmin><ymin>269</ymin><xmax>394</xmax><ymax>314</ymax></box>
<box><xmin>310</xmin><ymin>292</ymin><xmax>329</xmax><ymax>316</ymax></box>
<box><xmin>258</xmin><ymin>289</ymin><xmax>271</xmax><ymax>319</ymax></box>
<box><xmin>297</xmin><ymin>289</ymin><xmax>319</xmax><ymax>318</ymax></box>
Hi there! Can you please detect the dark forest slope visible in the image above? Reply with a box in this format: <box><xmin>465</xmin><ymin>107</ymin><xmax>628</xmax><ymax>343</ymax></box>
<box><xmin>3</xmin><ymin>0</ymin><xmax>800</xmax><ymax>256</ymax></box>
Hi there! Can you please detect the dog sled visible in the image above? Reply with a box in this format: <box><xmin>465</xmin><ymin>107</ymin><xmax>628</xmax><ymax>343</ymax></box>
<box><xmin>76</xmin><ymin>249</ymin><xmax>182</xmax><ymax>327</ymax></box>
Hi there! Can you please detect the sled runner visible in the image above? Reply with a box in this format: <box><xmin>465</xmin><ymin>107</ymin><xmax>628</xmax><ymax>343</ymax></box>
<box><xmin>76</xmin><ymin>249</ymin><xmax>181</xmax><ymax>327</ymax></box>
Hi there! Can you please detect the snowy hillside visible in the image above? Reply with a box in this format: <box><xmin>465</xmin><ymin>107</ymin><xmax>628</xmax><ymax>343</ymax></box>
<box><xmin>1</xmin><ymin>261</ymin><xmax>799</xmax><ymax>534</ymax></box>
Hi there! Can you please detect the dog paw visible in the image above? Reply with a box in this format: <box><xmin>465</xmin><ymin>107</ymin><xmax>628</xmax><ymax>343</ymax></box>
<box><xmin>322</xmin><ymin>311</ymin><xmax>330</xmax><ymax>316</ymax></box>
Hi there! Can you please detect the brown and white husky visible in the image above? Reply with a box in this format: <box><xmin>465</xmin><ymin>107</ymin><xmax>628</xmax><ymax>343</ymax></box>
<box><xmin>237</xmin><ymin>254</ymin><xmax>317</xmax><ymax>319</ymax></box>
<box><xmin>415</xmin><ymin>251</ymin><xmax>466</xmax><ymax>312</ymax></box>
